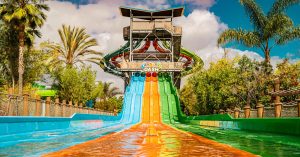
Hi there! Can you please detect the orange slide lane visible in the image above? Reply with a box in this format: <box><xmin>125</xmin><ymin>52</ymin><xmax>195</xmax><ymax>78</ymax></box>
<box><xmin>142</xmin><ymin>76</ymin><xmax>151</xmax><ymax>123</ymax></box>
<box><xmin>44</xmin><ymin>75</ymin><xmax>256</xmax><ymax>157</ymax></box>
<box><xmin>44</xmin><ymin>123</ymin><xmax>256</xmax><ymax>157</ymax></box>
<box><xmin>142</xmin><ymin>75</ymin><xmax>160</xmax><ymax>124</ymax></box>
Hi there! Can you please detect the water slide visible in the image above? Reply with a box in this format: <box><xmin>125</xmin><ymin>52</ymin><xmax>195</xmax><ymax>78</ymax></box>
<box><xmin>162</xmin><ymin>41</ymin><xmax>204</xmax><ymax>76</ymax></box>
<box><xmin>99</xmin><ymin>39</ymin><xmax>203</xmax><ymax>78</ymax></box>
<box><xmin>158</xmin><ymin>73</ymin><xmax>186</xmax><ymax>124</ymax></box>
<box><xmin>142</xmin><ymin>73</ymin><xmax>161</xmax><ymax>124</ymax></box>
<box><xmin>0</xmin><ymin>75</ymin><xmax>145</xmax><ymax>156</ymax></box>
<box><xmin>99</xmin><ymin>40</ymin><xmax>143</xmax><ymax>77</ymax></box>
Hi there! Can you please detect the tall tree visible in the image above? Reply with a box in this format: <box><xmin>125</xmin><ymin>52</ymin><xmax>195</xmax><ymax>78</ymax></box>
<box><xmin>0</xmin><ymin>25</ymin><xmax>19</xmax><ymax>88</ymax></box>
<box><xmin>218</xmin><ymin>0</ymin><xmax>300</xmax><ymax>65</ymax></box>
<box><xmin>43</xmin><ymin>25</ymin><xmax>102</xmax><ymax>68</ymax></box>
<box><xmin>102</xmin><ymin>82</ymin><xmax>122</xmax><ymax>100</ymax></box>
<box><xmin>57</xmin><ymin>66</ymin><xmax>96</xmax><ymax>103</ymax></box>
<box><xmin>0</xmin><ymin>0</ymin><xmax>49</xmax><ymax>95</ymax></box>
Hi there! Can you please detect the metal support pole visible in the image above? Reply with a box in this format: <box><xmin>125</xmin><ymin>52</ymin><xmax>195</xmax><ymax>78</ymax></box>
<box><xmin>171</xmin><ymin>37</ymin><xmax>174</xmax><ymax>62</ymax></box>
<box><xmin>129</xmin><ymin>10</ymin><xmax>133</xmax><ymax>62</ymax></box>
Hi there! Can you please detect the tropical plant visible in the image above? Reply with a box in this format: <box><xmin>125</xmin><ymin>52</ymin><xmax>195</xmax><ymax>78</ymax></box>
<box><xmin>56</xmin><ymin>66</ymin><xmax>96</xmax><ymax>103</ymax></box>
<box><xmin>42</xmin><ymin>25</ymin><xmax>102</xmax><ymax>68</ymax></box>
<box><xmin>0</xmin><ymin>25</ymin><xmax>19</xmax><ymax>88</ymax></box>
<box><xmin>95</xmin><ymin>96</ymin><xmax>123</xmax><ymax>112</ymax></box>
<box><xmin>275</xmin><ymin>59</ymin><xmax>300</xmax><ymax>88</ymax></box>
<box><xmin>218</xmin><ymin>0</ymin><xmax>300</xmax><ymax>65</ymax></box>
<box><xmin>180</xmin><ymin>56</ymin><xmax>284</xmax><ymax>115</ymax></box>
<box><xmin>102</xmin><ymin>82</ymin><xmax>122</xmax><ymax>100</ymax></box>
<box><xmin>0</xmin><ymin>24</ymin><xmax>49</xmax><ymax>89</ymax></box>
<box><xmin>0</xmin><ymin>0</ymin><xmax>49</xmax><ymax>95</ymax></box>
<box><xmin>93</xmin><ymin>82</ymin><xmax>122</xmax><ymax>111</ymax></box>
<box><xmin>23</xmin><ymin>49</ymin><xmax>51</xmax><ymax>85</ymax></box>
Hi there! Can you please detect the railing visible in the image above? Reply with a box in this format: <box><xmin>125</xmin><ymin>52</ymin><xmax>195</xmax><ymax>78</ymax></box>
<box><xmin>118</xmin><ymin>61</ymin><xmax>184</xmax><ymax>71</ymax></box>
<box><xmin>218</xmin><ymin>78</ymin><xmax>300</xmax><ymax>118</ymax></box>
<box><xmin>0</xmin><ymin>91</ymin><xmax>114</xmax><ymax>117</ymax></box>
<box><xmin>131</xmin><ymin>21</ymin><xmax>182</xmax><ymax>35</ymax></box>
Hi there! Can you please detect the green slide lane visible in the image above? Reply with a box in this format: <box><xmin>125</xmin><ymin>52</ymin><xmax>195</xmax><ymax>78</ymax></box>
<box><xmin>158</xmin><ymin>73</ymin><xmax>300</xmax><ymax>157</ymax></box>
<box><xmin>179</xmin><ymin>47</ymin><xmax>203</xmax><ymax>76</ymax></box>
<box><xmin>158</xmin><ymin>73</ymin><xmax>186</xmax><ymax>124</ymax></box>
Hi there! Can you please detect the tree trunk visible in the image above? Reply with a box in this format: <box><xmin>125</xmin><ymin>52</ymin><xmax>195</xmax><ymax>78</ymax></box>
<box><xmin>264</xmin><ymin>41</ymin><xmax>271</xmax><ymax>65</ymax></box>
<box><xmin>18</xmin><ymin>26</ymin><xmax>25</xmax><ymax>96</ymax></box>
<box><xmin>264</xmin><ymin>49</ymin><xmax>270</xmax><ymax>65</ymax></box>
<box><xmin>246</xmin><ymin>92</ymin><xmax>251</xmax><ymax>107</ymax></box>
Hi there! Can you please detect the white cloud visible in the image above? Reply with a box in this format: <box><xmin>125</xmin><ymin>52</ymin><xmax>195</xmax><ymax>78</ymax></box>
<box><xmin>175</xmin><ymin>0</ymin><xmax>215</xmax><ymax>8</ymax></box>
<box><xmin>173</xmin><ymin>9</ymin><xmax>264</xmax><ymax>67</ymax></box>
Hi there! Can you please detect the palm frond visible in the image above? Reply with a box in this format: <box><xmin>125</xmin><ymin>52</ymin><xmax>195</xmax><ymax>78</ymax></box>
<box><xmin>47</xmin><ymin>24</ymin><xmax>101</xmax><ymax>67</ymax></box>
<box><xmin>240</xmin><ymin>0</ymin><xmax>267</xmax><ymax>30</ymax></box>
<box><xmin>277</xmin><ymin>26</ymin><xmax>300</xmax><ymax>44</ymax></box>
<box><xmin>268</xmin><ymin>0</ymin><xmax>300</xmax><ymax>17</ymax></box>
<box><xmin>263</xmin><ymin>13</ymin><xmax>293</xmax><ymax>40</ymax></box>
<box><xmin>218</xmin><ymin>28</ymin><xmax>260</xmax><ymax>47</ymax></box>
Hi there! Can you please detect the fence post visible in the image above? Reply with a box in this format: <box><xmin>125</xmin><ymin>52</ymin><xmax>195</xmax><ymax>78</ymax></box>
<box><xmin>226</xmin><ymin>108</ymin><xmax>233</xmax><ymax>116</ymax></box>
<box><xmin>297</xmin><ymin>96</ymin><xmax>300</xmax><ymax>117</ymax></box>
<box><xmin>256</xmin><ymin>102</ymin><xmax>264</xmax><ymax>118</ymax></box>
<box><xmin>79</xmin><ymin>103</ymin><xmax>83</xmax><ymax>113</ymax></box>
<box><xmin>23</xmin><ymin>92</ymin><xmax>29</xmax><ymax>116</ymax></box>
<box><xmin>35</xmin><ymin>95</ymin><xmax>41</xmax><ymax>116</ymax></box>
<box><xmin>74</xmin><ymin>101</ymin><xmax>78</xmax><ymax>114</ymax></box>
<box><xmin>54</xmin><ymin>98</ymin><xmax>60</xmax><ymax>117</ymax></box>
<box><xmin>234</xmin><ymin>107</ymin><xmax>240</xmax><ymax>118</ymax></box>
<box><xmin>244</xmin><ymin>106</ymin><xmax>251</xmax><ymax>118</ymax></box>
<box><xmin>219</xmin><ymin>109</ymin><xmax>225</xmax><ymax>114</ymax></box>
<box><xmin>45</xmin><ymin>97</ymin><xmax>51</xmax><ymax>116</ymax></box>
<box><xmin>68</xmin><ymin>101</ymin><xmax>73</xmax><ymax>117</ymax></box>
<box><xmin>7</xmin><ymin>88</ymin><xmax>14</xmax><ymax>116</ymax></box>
<box><xmin>62</xmin><ymin>100</ymin><xmax>66</xmax><ymax>117</ymax></box>
<box><xmin>274</xmin><ymin>78</ymin><xmax>282</xmax><ymax>117</ymax></box>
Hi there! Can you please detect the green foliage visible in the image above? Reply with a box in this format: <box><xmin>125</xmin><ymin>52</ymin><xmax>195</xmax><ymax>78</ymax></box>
<box><xmin>0</xmin><ymin>24</ymin><xmax>49</xmax><ymax>88</ymax></box>
<box><xmin>56</xmin><ymin>66</ymin><xmax>96</xmax><ymax>103</ymax></box>
<box><xmin>0</xmin><ymin>0</ymin><xmax>49</xmax><ymax>95</ymax></box>
<box><xmin>53</xmin><ymin>66</ymin><xmax>123</xmax><ymax>111</ymax></box>
<box><xmin>42</xmin><ymin>25</ymin><xmax>102</xmax><ymax>68</ymax></box>
<box><xmin>275</xmin><ymin>59</ymin><xmax>300</xmax><ymax>88</ymax></box>
<box><xmin>181</xmin><ymin>58</ymin><xmax>239</xmax><ymax>115</ymax></box>
<box><xmin>274</xmin><ymin>59</ymin><xmax>300</xmax><ymax>103</ymax></box>
<box><xmin>23</xmin><ymin>49</ymin><xmax>49</xmax><ymax>85</ymax></box>
<box><xmin>95</xmin><ymin>96</ymin><xmax>123</xmax><ymax>112</ymax></box>
<box><xmin>180</xmin><ymin>56</ymin><xmax>298</xmax><ymax>115</ymax></box>
<box><xmin>0</xmin><ymin>0</ymin><xmax>49</xmax><ymax>33</ymax></box>
<box><xmin>218</xmin><ymin>0</ymin><xmax>300</xmax><ymax>64</ymax></box>
<box><xmin>0</xmin><ymin>25</ymin><xmax>19</xmax><ymax>87</ymax></box>
<box><xmin>93</xmin><ymin>82</ymin><xmax>122</xmax><ymax>112</ymax></box>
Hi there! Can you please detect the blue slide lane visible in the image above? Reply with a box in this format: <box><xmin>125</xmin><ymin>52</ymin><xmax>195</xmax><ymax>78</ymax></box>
<box><xmin>0</xmin><ymin>75</ymin><xmax>145</xmax><ymax>156</ymax></box>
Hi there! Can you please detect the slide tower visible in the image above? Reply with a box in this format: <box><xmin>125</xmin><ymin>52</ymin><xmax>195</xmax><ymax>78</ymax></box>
<box><xmin>100</xmin><ymin>6</ymin><xmax>203</xmax><ymax>89</ymax></box>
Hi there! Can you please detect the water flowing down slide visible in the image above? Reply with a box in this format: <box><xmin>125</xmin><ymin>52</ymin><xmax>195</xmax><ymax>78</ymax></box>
<box><xmin>142</xmin><ymin>72</ymin><xmax>160</xmax><ymax>124</ymax></box>
<box><xmin>45</xmin><ymin>74</ymin><xmax>255</xmax><ymax>157</ymax></box>
<box><xmin>0</xmin><ymin>75</ymin><xmax>145</xmax><ymax>156</ymax></box>
<box><xmin>158</xmin><ymin>73</ymin><xmax>185</xmax><ymax>124</ymax></box>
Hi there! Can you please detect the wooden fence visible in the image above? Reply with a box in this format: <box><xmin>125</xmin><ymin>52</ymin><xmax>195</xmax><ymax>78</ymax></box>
<box><xmin>219</xmin><ymin>79</ymin><xmax>300</xmax><ymax>118</ymax></box>
<box><xmin>0</xmin><ymin>90</ymin><xmax>114</xmax><ymax>117</ymax></box>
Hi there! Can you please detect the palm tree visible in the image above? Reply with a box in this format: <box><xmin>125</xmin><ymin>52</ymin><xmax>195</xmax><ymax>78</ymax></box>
<box><xmin>218</xmin><ymin>0</ymin><xmax>300</xmax><ymax>65</ymax></box>
<box><xmin>43</xmin><ymin>25</ymin><xmax>102</xmax><ymax>68</ymax></box>
<box><xmin>102</xmin><ymin>82</ymin><xmax>122</xmax><ymax>100</ymax></box>
<box><xmin>0</xmin><ymin>0</ymin><xmax>49</xmax><ymax>95</ymax></box>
